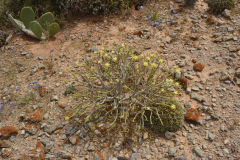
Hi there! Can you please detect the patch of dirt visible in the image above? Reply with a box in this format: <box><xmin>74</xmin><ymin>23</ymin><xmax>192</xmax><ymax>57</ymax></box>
<box><xmin>0</xmin><ymin>0</ymin><xmax>240</xmax><ymax>159</ymax></box>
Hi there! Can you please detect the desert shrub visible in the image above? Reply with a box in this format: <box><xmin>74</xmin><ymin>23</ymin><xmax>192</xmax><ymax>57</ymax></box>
<box><xmin>3</xmin><ymin>0</ymin><xmax>148</xmax><ymax>17</ymax></box>
<box><xmin>184</xmin><ymin>0</ymin><xmax>197</xmax><ymax>7</ymax></box>
<box><xmin>207</xmin><ymin>0</ymin><xmax>235</xmax><ymax>14</ymax></box>
<box><xmin>67</xmin><ymin>44</ymin><xmax>184</xmax><ymax>133</ymax></box>
<box><xmin>0</xmin><ymin>0</ymin><xmax>148</xmax><ymax>28</ymax></box>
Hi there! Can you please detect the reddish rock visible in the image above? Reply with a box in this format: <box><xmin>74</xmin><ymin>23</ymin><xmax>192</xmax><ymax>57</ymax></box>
<box><xmin>68</xmin><ymin>135</ymin><xmax>79</xmax><ymax>145</ymax></box>
<box><xmin>29</xmin><ymin>140</ymin><xmax>45</xmax><ymax>160</ymax></box>
<box><xmin>38</xmin><ymin>86</ymin><xmax>47</xmax><ymax>97</ymax></box>
<box><xmin>97</xmin><ymin>152</ymin><xmax>104</xmax><ymax>159</ymax></box>
<box><xmin>0</xmin><ymin>126</ymin><xmax>18</xmax><ymax>138</ymax></box>
<box><xmin>0</xmin><ymin>140</ymin><xmax>11</xmax><ymax>148</ymax></box>
<box><xmin>28</xmin><ymin>109</ymin><xmax>44</xmax><ymax>122</ymax></box>
<box><xmin>19</xmin><ymin>154</ymin><xmax>31</xmax><ymax>160</ymax></box>
<box><xmin>118</xmin><ymin>26</ymin><xmax>126</xmax><ymax>32</ymax></box>
<box><xmin>23</xmin><ymin>124</ymin><xmax>39</xmax><ymax>135</ymax></box>
<box><xmin>185</xmin><ymin>108</ymin><xmax>200</xmax><ymax>122</ymax></box>
<box><xmin>193</xmin><ymin>63</ymin><xmax>204</xmax><ymax>72</ymax></box>
<box><xmin>1</xmin><ymin>148</ymin><xmax>12</xmax><ymax>158</ymax></box>
<box><xmin>59</xmin><ymin>103</ymin><xmax>66</xmax><ymax>109</ymax></box>
<box><xmin>206</xmin><ymin>15</ymin><xmax>215</xmax><ymax>25</ymax></box>
<box><xmin>179</xmin><ymin>77</ymin><xmax>189</xmax><ymax>89</ymax></box>
<box><xmin>133</xmin><ymin>30</ymin><xmax>143</xmax><ymax>36</ymax></box>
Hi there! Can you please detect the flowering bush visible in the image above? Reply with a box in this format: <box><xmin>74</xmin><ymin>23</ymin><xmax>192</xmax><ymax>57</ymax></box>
<box><xmin>68</xmin><ymin>44</ymin><xmax>183</xmax><ymax>133</ymax></box>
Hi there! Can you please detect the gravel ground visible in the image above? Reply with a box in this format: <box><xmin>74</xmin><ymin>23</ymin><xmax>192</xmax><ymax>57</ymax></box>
<box><xmin>0</xmin><ymin>0</ymin><xmax>240</xmax><ymax>159</ymax></box>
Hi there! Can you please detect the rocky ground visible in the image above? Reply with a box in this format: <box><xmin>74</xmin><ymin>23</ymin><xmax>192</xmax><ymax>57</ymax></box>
<box><xmin>0</xmin><ymin>0</ymin><xmax>240</xmax><ymax>160</ymax></box>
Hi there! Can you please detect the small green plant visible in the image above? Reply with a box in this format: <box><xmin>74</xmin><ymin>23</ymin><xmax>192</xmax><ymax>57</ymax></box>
<box><xmin>7</xmin><ymin>7</ymin><xmax>60</xmax><ymax>40</ymax></box>
<box><xmin>18</xmin><ymin>94</ymin><xmax>33</xmax><ymax>105</ymax></box>
<box><xmin>207</xmin><ymin>0</ymin><xmax>235</xmax><ymax>14</ymax></box>
<box><xmin>67</xmin><ymin>44</ymin><xmax>184</xmax><ymax>133</ymax></box>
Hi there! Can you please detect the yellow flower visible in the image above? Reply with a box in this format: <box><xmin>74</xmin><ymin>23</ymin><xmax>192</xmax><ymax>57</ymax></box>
<box><xmin>121</xmin><ymin>43</ymin><xmax>125</xmax><ymax>48</ymax></box>
<box><xmin>65</xmin><ymin>116</ymin><xmax>70</xmax><ymax>121</ymax></box>
<box><xmin>150</xmin><ymin>53</ymin><xmax>155</xmax><ymax>57</ymax></box>
<box><xmin>116</xmin><ymin>79</ymin><xmax>119</xmax><ymax>82</ymax></box>
<box><xmin>146</xmin><ymin>106</ymin><xmax>151</xmax><ymax>110</ymax></box>
<box><xmin>159</xmin><ymin>59</ymin><xmax>163</xmax><ymax>63</ymax></box>
<box><xmin>113</xmin><ymin>57</ymin><xmax>117</xmax><ymax>62</ymax></box>
<box><xmin>173</xmin><ymin>65</ymin><xmax>178</xmax><ymax>69</ymax></box>
<box><xmin>169</xmin><ymin>79</ymin><xmax>174</xmax><ymax>83</ymax></box>
<box><xmin>104</xmin><ymin>53</ymin><xmax>108</xmax><ymax>57</ymax></box>
<box><xmin>94</xmin><ymin>51</ymin><xmax>98</xmax><ymax>54</ymax></box>
<box><xmin>135</xmin><ymin>64</ymin><xmax>139</xmax><ymax>69</ymax></box>
<box><xmin>176</xmin><ymin>69</ymin><xmax>181</xmax><ymax>73</ymax></box>
<box><xmin>111</xmin><ymin>50</ymin><xmax>115</xmax><ymax>54</ymax></box>
<box><xmin>143</xmin><ymin>62</ymin><xmax>148</xmax><ymax>67</ymax></box>
<box><xmin>98</xmin><ymin>60</ymin><xmax>101</xmax><ymax>64</ymax></box>
<box><xmin>174</xmin><ymin>90</ymin><xmax>178</xmax><ymax>95</ymax></box>
<box><xmin>105</xmin><ymin>63</ymin><xmax>110</xmax><ymax>68</ymax></box>
<box><xmin>146</xmin><ymin>56</ymin><xmax>151</xmax><ymax>61</ymax></box>
<box><xmin>161</xmin><ymin>88</ymin><xmax>165</xmax><ymax>92</ymax></box>
<box><xmin>175</xmin><ymin>82</ymin><xmax>180</xmax><ymax>87</ymax></box>
<box><xmin>151</xmin><ymin>63</ymin><xmax>157</xmax><ymax>68</ymax></box>
<box><xmin>170</xmin><ymin>104</ymin><xmax>176</xmax><ymax>110</ymax></box>
<box><xmin>132</xmin><ymin>55</ymin><xmax>138</xmax><ymax>61</ymax></box>
<box><xmin>101</xmin><ymin>47</ymin><xmax>105</xmax><ymax>51</ymax></box>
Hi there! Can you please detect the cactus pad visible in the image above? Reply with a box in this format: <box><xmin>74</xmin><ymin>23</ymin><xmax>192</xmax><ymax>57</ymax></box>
<box><xmin>20</xmin><ymin>7</ymin><xmax>35</xmax><ymax>28</ymax></box>
<box><xmin>48</xmin><ymin>22</ymin><xmax>60</xmax><ymax>37</ymax></box>
<box><xmin>29</xmin><ymin>21</ymin><xmax>44</xmax><ymax>40</ymax></box>
<box><xmin>39</xmin><ymin>12</ymin><xmax>55</xmax><ymax>30</ymax></box>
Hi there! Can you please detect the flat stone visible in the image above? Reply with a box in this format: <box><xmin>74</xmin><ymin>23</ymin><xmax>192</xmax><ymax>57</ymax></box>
<box><xmin>168</xmin><ymin>146</ymin><xmax>178</xmax><ymax>157</ymax></box>
<box><xmin>193</xmin><ymin>146</ymin><xmax>204</xmax><ymax>158</ymax></box>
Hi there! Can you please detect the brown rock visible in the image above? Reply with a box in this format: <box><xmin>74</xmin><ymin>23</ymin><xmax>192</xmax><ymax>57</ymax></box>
<box><xmin>29</xmin><ymin>141</ymin><xmax>45</xmax><ymax>160</ymax></box>
<box><xmin>118</xmin><ymin>26</ymin><xmax>126</xmax><ymax>32</ymax></box>
<box><xmin>28</xmin><ymin>109</ymin><xmax>44</xmax><ymax>122</ymax></box>
<box><xmin>0</xmin><ymin>126</ymin><xmax>18</xmax><ymax>138</ymax></box>
<box><xmin>69</xmin><ymin>135</ymin><xmax>79</xmax><ymax>145</ymax></box>
<box><xmin>185</xmin><ymin>108</ymin><xmax>200</xmax><ymax>122</ymax></box>
<box><xmin>19</xmin><ymin>154</ymin><xmax>31</xmax><ymax>160</ymax></box>
<box><xmin>59</xmin><ymin>104</ymin><xmax>66</xmax><ymax>109</ymax></box>
<box><xmin>193</xmin><ymin>63</ymin><xmax>204</xmax><ymax>72</ymax></box>
<box><xmin>133</xmin><ymin>30</ymin><xmax>143</xmax><ymax>36</ymax></box>
<box><xmin>38</xmin><ymin>86</ymin><xmax>47</xmax><ymax>97</ymax></box>
<box><xmin>190</xmin><ymin>34</ymin><xmax>199</xmax><ymax>41</ymax></box>
<box><xmin>206</xmin><ymin>15</ymin><xmax>215</xmax><ymax>25</ymax></box>
<box><xmin>0</xmin><ymin>140</ymin><xmax>11</xmax><ymax>148</ymax></box>
<box><xmin>1</xmin><ymin>148</ymin><xmax>12</xmax><ymax>158</ymax></box>
<box><xmin>23</xmin><ymin>124</ymin><xmax>39</xmax><ymax>135</ymax></box>
<box><xmin>179</xmin><ymin>77</ymin><xmax>189</xmax><ymax>89</ymax></box>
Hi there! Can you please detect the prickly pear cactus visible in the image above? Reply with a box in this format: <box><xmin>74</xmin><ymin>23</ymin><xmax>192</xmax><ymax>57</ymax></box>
<box><xmin>48</xmin><ymin>22</ymin><xmax>60</xmax><ymax>37</ymax></box>
<box><xmin>29</xmin><ymin>21</ymin><xmax>44</xmax><ymax>40</ymax></box>
<box><xmin>207</xmin><ymin>0</ymin><xmax>235</xmax><ymax>14</ymax></box>
<box><xmin>20</xmin><ymin>7</ymin><xmax>35</xmax><ymax>28</ymax></box>
<box><xmin>39</xmin><ymin>12</ymin><xmax>55</xmax><ymax>30</ymax></box>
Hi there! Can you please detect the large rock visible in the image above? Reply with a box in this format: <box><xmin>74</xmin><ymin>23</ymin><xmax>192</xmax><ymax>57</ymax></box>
<box><xmin>0</xmin><ymin>126</ymin><xmax>18</xmax><ymax>138</ymax></box>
